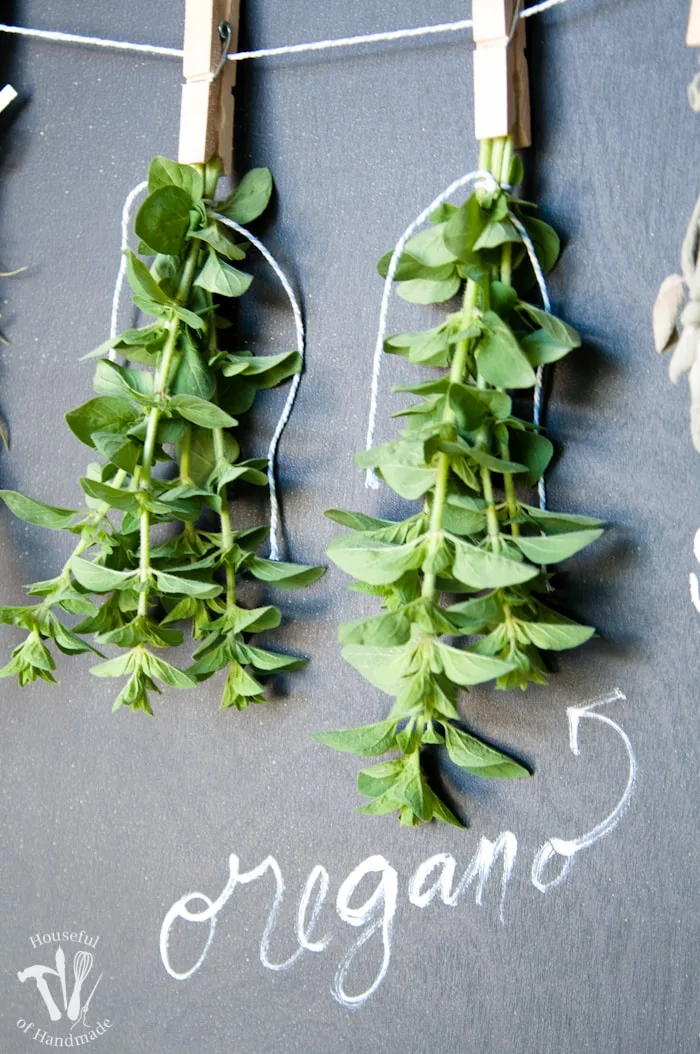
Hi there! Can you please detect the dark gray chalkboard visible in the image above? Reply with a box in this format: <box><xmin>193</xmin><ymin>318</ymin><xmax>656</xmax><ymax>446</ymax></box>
<box><xmin>0</xmin><ymin>1</ymin><xmax>698</xmax><ymax>1051</ymax></box>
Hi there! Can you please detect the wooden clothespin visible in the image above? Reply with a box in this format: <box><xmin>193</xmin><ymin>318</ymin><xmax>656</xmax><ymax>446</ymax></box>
<box><xmin>178</xmin><ymin>0</ymin><xmax>239</xmax><ymax>174</ymax></box>
<box><xmin>688</xmin><ymin>0</ymin><xmax>700</xmax><ymax>46</ymax></box>
<box><xmin>472</xmin><ymin>0</ymin><xmax>531</xmax><ymax>148</ymax></box>
<box><xmin>0</xmin><ymin>85</ymin><xmax>17</xmax><ymax>116</ymax></box>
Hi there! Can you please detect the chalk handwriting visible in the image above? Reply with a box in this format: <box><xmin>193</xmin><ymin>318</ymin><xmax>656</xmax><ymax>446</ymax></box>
<box><xmin>160</xmin><ymin>689</ymin><xmax>635</xmax><ymax>1009</ymax></box>
<box><xmin>531</xmin><ymin>689</ymin><xmax>636</xmax><ymax>891</ymax></box>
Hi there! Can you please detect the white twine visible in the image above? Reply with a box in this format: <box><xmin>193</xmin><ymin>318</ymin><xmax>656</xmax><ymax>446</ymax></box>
<box><xmin>0</xmin><ymin>23</ymin><xmax>183</xmax><ymax>57</ymax></box>
<box><xmin>212</xmin><ymin>214</ymin><xmax>304</xmax><ymax>562</ymax></box>
<box><xmin>365</xmin><ymin>170</ymin><xmax>491</xmax><ymax>490</ymax></box>
<box><xmin>109</xmin><ymin>180</ymin><xmax>148</xmax><ymax>349</ymax></box>
<box><xmin>365</xmin><ymin>174</ymin><xmax>552</xmax><ymax>512</ymax></box>
<box><xmin>0</xmin><ymin>2</ymin><xmax>573</xmax><ymax>65</ymax></box>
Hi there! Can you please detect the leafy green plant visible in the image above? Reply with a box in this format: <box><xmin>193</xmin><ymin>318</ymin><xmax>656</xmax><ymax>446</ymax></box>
<box><xmin>315</xmin><ymin>135</ymin><xmax>603</xmax><ymax>827</ymax></box>
<box><xmin>0</xmin><ymin>156</ymin><xmax>323</xmax><ymax>714</ymax></box>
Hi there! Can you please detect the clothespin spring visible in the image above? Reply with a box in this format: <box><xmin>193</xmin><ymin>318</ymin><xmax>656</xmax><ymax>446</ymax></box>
<box><xmin>187</xmin><ymin>21</ymin><xmax>232</xmax><ymax>85</ymax></box>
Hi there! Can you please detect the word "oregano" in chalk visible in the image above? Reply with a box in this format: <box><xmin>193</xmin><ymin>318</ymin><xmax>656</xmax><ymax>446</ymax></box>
<box><xmin>316</xmin><ymin>136</ymin><xmax>603</xmax><ymax>827</ymax></box>
<box><xmin>0</xmin><ymin>157</ymin><xmax>323</xmax><ymax>714</ymax></box>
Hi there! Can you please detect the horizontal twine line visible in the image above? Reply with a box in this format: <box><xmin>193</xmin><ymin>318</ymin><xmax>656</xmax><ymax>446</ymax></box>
<box><xmin>0</xmin><ymin>1</ymin><xmax>572</xmax><ymax>65</ymax></box>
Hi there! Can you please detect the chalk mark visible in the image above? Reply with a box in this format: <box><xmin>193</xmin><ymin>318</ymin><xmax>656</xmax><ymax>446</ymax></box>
<box><xmin>532</xmin><ymin>688</ymin><xmax>636</xmax><ymax>892</ymax></box>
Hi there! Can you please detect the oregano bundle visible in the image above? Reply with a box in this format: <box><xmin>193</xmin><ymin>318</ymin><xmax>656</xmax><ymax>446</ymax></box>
<box><xmin>0</xmin><ymin>156</ymin><xmax>323</xmax><ymax>714</ymax></box>
<box><xmin>316</xmin><ymin>135</ymin><xmax>603</xmax><ymax>828</ymax></box>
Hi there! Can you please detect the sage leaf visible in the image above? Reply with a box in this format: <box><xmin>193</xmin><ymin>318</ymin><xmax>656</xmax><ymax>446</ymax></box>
<box><xmin>653</xmin><ymin>274</ymin><xmax>685</xmax><ymax>353</ymax></box>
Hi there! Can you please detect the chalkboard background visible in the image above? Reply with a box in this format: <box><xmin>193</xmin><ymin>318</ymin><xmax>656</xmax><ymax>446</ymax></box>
<box><xmin>0</xmin><ymin>1</ymin><xmax>697</xmax><ymax>1051</ymax></box>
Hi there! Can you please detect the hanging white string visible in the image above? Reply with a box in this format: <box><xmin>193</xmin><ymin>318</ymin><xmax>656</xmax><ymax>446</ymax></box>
<box><xmin>365</xmin><ymin>170</ymin><xmax>491</xmax><ymax>490</ymax></box>
<box><xmin>109</xmin><ymin>180</ymin><xmax>148</xmax><ymax>351</ymax></box>
<box><xmin>107</xmin><ymin>187</ymin><xmax>303</xmax><ymax>560</ymax></box>
<box><xmin>0</xmin><ymin>1</ymin><xmax>574</xmax><ymax>65</ymax></box>
<box><xmin>213</xmin><ymin>213</ymin><xmax>305</xmax><ymax>562</ymax></box>
<box><xmin>510</xmin><ymin>212</ymin><xmax>551</xmax><ymax>510</ymax></box>
<box><xmin>0</xmin><ymin>23</ymin><xmax>183</xmax><ymax>57</ymax></box>
<box><xmin>365</xmin><ymin>175</ymin><xmax>552</xmax><ymax>511</ymax></box>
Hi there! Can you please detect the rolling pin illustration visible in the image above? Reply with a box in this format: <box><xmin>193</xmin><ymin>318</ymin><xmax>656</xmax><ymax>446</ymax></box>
<box><xmin>67</xmin><ymin>951</ymin><xmax>93</xmax><ymax>1021</ymax></box>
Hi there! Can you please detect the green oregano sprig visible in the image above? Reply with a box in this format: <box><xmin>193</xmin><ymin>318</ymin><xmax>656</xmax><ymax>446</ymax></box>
<box><xmin>315</xmin><ymin>135</ymin><xmax>604</xmax><ymax>828</ymax></box>
<box><xmin>0</xmin><ymin>156</ymin><xmax>323</xmax><ymax>714</ymax></box>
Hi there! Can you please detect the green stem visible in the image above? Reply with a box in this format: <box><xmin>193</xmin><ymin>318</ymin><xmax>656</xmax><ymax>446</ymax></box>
<box><xmin>500</xmin><ymin>136</ymin><xmax>514</xmax><ymax>195</ymax></box>
<box><xmin>179</xmin><ymin>426</ymin><xmax>193</xmax><ymax>485</ymax></box>
<box><xmin>201</xmin><ymin>222</ymin><xmax>236</xmax><ymax>610</ymax></box>
<box><xmin>481</xmin><ymin>466</ymin><xmax>502</xmax><ymax>552</ymax></box>
<box><xmin>478</xmin><ymin>138</ymin><xmax>492</xmax><ymax>177</ymax></box>
<box><xmin>496</xmin><ymin>135</ymin><xmax>520</xmax><ymax>539</ymax></box>
<box><xmin>137</xmin><ymin>239</ymin><xmax>202</xmax><ymax>617</ymax></box>
<box><xmin>476</xmin><ymin>136</ymin><xmax>515</xmax><ymax>554</ymax></box>
<box><xmin>421</xmin><ymin>282</ymin><xmax>480</xmax><ymax>601</ymax></box>
<box><xmin>490</xmin><ymin>137</ymin><xmax>506</xmax><ymax>186</ymax></box>
<box><xmin>207</xmin><ymin>291</ymin><xmax>236</xmax><ymax>607</ymax></box>
<box><xmin>212</xmin><ymin>424</ymin><xmax>236</xmax><ymax>608</ymax></box>
<box><xmin>501</xmin><ymin>458</ymin><xmax>521</xmax><ymax>538</ymax></box>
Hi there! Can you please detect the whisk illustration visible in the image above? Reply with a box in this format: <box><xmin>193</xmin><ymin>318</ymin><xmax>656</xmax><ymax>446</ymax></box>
<box><xmin>70</xmin><ymin>970</ymin><xmax>103</xmax><ymax>1031</ymax></box>
<box><xmin>67</xmin><ymin>950</ymin><xmax>93</xmax><ymax>1022</ymax></box>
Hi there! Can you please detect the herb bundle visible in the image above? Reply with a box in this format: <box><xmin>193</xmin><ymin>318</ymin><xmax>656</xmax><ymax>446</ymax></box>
<box><xmin>653</xmin><ymin>192</ymin><xmax>700</xmax><ymax>450</ymax></box>
<box><xmin>0</xmin><ymin>156</ymin><xmax>322</xmax><ymax>714</ymax></box>
<box><xmin>316</xmin><ymin>135</ymin><xmax>604</xmax><ymax>828</ymax></box>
